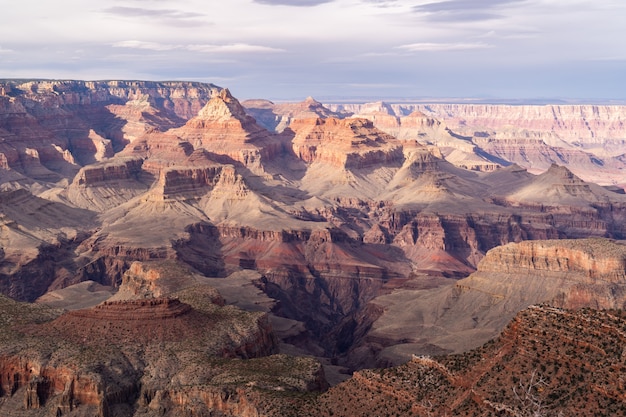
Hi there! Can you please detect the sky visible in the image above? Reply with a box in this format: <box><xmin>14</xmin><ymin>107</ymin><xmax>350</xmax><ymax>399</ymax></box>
<box><xmin>1</xmin><ymin>0</ymin><xmax>625</xmax><ymax>101</ymax></box>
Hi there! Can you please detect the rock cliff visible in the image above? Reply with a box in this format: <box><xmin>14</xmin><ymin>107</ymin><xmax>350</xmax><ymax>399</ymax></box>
<box><xmin>360</xmin><ymin>238</ymin><xmax>626</xmax><ymax>369</ymax></box>
<box><xmin>329</xmin><ymin>101</ymin><xmax>626</xmax><ymax>186</ymax></box>
<box><xmin>287</xmin><ymin>117</ymin><xmax>403</xmax><ymax>169</ymax></box>
<box><xmin>0</xmin><ymin>287</ymin><xmax>327</xmax><ymax>417</ymax></box>
<box><xmin>0</xmin><ymin>80</ymin><xmax>218</xmax><ymax>179</ymax></box>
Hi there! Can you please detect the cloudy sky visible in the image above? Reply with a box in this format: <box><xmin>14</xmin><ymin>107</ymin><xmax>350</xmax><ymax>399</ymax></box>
<box><xmin>1</xmin><ymin>0</ymin><xmax>625</xmax><ymax>101</ymax></box>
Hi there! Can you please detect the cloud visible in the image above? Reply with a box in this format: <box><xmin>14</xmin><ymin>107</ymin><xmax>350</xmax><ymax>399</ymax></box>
<box><xmin>187</xmin><ymin>44</ymin><xmax>285</xmax><ymax>53</ymax></box>
<box><xmin>113</xmin><ymin>41</ymin><xmax>285</xmax><ymax>54</ymax></box>
<box><xmin>103</xmin><ymin>6</ymin><xmax>204</xmax><ymax>19</ymax></box>
<box><xmin>253</xmin><ymin>0</ymin><xmax>334</xmax><ymax>6</ymax></box>
<box><xmin>359</xmin><ymin>0</ymin><xmax>399</xmax><ymax>6</ymax></box>
<box><xmin>396</xmin><ymin>42</ymin><xmax>493</xmax><ymax>51</ymax></box>
<box><xmin>102</xmin><ymin>6</ymin><xmax>209</xmax><ymax>26</ymax></box>
<box><xmin>0</xmin><ymin>46</ymin><xmax>14</xmax><ymax>54</ymax></box>
<box><xmin>112</xmin><ymin>40</ymin><xmax>177</xmax><ymax>51</ymax></box>
<box><xmin>413</xmin><ymin>0</ymin><xmax>526</xmax><ymax>22</ymax></box>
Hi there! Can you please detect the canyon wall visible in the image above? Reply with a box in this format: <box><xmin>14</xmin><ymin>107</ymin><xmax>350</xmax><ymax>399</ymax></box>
<box><xmin>328</xmin><ymin>102</ymin><xmax>626</xmax><ymax>143</ymax></box>
<box><xmin>327</xmin><ymin>101</ymin><xmax>626</xmax><ymax>185</ymax></box>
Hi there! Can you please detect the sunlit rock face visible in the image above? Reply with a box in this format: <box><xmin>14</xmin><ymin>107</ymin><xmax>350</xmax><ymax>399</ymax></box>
<box><xmin>329</xmin><ymin>101</ymin><xmax>626</xmax><ymax>186</ymax></box>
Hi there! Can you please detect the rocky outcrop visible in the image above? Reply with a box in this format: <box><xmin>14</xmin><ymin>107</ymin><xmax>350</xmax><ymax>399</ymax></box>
<box><xmin>330</xmin><ymin>101</ymin><xmax>626</xmax><ymax>185</ymax></box>
<box><xmin>358</xmin><ymin>238</ymin><xmax>626</xmax><ymax>369</ymax></box>
<box><xmin>173</xmin><ymin>89</ymin><xmax>283</xmax><ymax>173</ymax></box>
<box><xmin>0</xmin><ymin>288</ymin><xmax>330</xmax><ymax>417</ymax></box>
<box><xmin>0</xmin><ymin>358</ymin><xmax>110</xmax><ymax>416</ymax></box>
<box><xmin>111</xmin><ymin>260</ymin><xmax>226</xmax><ymax>303</ymax></box>
<box><xmin>243</xmin><ymin>96</ymin><xmax>344</xmax><ymax>132</ymax></box>
<box><xmin>120</xmin><ymin>131</ymin><xmax>195</xmax><ymax>166</ymax></box>
<box><xmin>288</xmin><ymin>117</ymin><xmax>403</xmax><ymax>169</ymax></box>
<box><xmin>299</xmin><ymin>306</ymin><xmax>626</xmax><ymax>417</ymax></box>
<box><xmin>475</xmin><ymin>239</ymin><xmax>626</xmax><ymax>310</ymax></box>
<box><xmin>67</xmin><ymin>297</ymin><xmax>192</xmax><ymax>320</ymax></box>
<box><xmin>0</xmin><ymin>79</ymin><xmax>218</xmax><ymax>179</ymax></box>
<box><xmin>150</xmin><ymin>164</ymin><xmax>225</xmax><ymax>200</ymax></box>
<box><xmin>176</xmin><ymin>88</ymin><xmax>272</xmax><ymax>144</ymax></box>
<box><xmin>478</xmin><ymin>239</ymin><xmax>626</xmax><ymax>279</ymax></box>
<box><xmin>70</xmin><ymin>156</ymin><xmax>144</xmax><ymax>186</ymax></box>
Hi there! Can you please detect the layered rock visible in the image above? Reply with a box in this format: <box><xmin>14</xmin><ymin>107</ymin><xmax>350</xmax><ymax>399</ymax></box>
<box><xmin>0</xmin><ymin>80</ymin><xmax>218</xmax><ymax>119</ymax></box>
<box><xmin>0</xmin><ymin>288</ymin><xmax>329</xmax><ymax>417</ymax></box>
<box><xmin>288</xmin><ymin>117</ymin><xmax>403</xmax><ymax>169</ymax></box>
<box><xmin>330</xmin><ymin>101</ymin><xmax>626</xmax><ymax>186</ymax></box>
<box><xmin>173</xmin><ymin>89</ymin><xmax>283</xmax><ymax>173</ymax></box>
<box><xmin>476</xmin><ymin>239</ymin><xmax>626</xmax><ymax>309</ymax></box>
<box><xmin>110</xmin><ymin>260</ymin><xmax>225</xmax><ymax>303</ymax></box>
<box><xmin>5</xmin><ymin>83</ymin><xmax>626</xmax><ymax>378</ymax></box>
<box><xmin>0</xmin><ymin>79</ymin><xmax>218</xmax><ymax>181</ymax></box>
<box><xmin>416</xmin><ymin>103</ymin><xmax>626</xmax><ymax>144</ymax></box>
<box><xmin>348</xmin><ymin>103</ymin><xmax>504</xmax><ymax>172</ymax></box>
<box><xmin>65</xmin><ymin>157</ymin><xmax>148</xmax><ymax>211</ymax></box>
<box><xmin>330</xmin><ymin>102</ymin><xmax>626</xmax><ymax>144</ymax></box>
<box><xmin>120</xmin><ymin>131</ymin><xmax>194</xmax><ymax>166</ymax></box>
<box><xmin>361</xmin><ymin>238</ymin><xmax>626</xmax><ymax>368</ymax></box>
<box><xmin>149</xmin><ymin>162</ymin><xmax>225</xmax><ymax>201</ymax></box>
<box><xmin>243</xmin><ymin>96</ymin><xmax>344</xmax><ymax>132</ymax></box>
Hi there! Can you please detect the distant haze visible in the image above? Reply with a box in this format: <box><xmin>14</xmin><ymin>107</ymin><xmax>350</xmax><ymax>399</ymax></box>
<box><xmin>1</xmin><ymin>0</ymin><xmax>625</xmax><ymax>101</ymax></box>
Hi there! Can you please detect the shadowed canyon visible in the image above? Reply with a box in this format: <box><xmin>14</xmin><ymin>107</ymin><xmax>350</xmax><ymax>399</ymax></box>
<box><xmin>2</xmin><ymin>80</ymin><xmax>626</xmax><ymax>416</ymax></box>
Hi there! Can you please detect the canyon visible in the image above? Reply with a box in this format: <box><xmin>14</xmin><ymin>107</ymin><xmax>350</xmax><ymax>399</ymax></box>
<box><xmin>315</xmin><ymin>101</ymin><xmax>626</xmax><ymax>187</ymax></box>
<box><xmin>1</xmin><ymin>79</ymin><xmax>626</xmax><ymax>415</ymax></box>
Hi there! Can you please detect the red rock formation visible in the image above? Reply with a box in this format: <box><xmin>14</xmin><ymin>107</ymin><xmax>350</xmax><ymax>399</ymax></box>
<box><xmin>71</xmin><ymin>157</ymin><xmax>144</xmax><ymax>186</ymax></box>
<box><xmin>330</xmin><ymin>101</ymin><xmax>626</xmax><ymax>185</ymax></box>
<box><xmin>6</xmin><ymin>84</ymin><xmax>626</xmax><ymax>377</ymax></box>
<box><xmin>150</xmin><ymin>163</ymin><xmax>225</xmax><ymax>200</ymax></box>
<box><xmin>300</xmin><ymin>306</ymin><xmax>626</xmax><ymax>417</ymax></box>
<box><xmin>0</xmin><ymin>286</ymin><xmax>330</xmax><ymax>417</ymax></box>
<box><xmin>0</xmin><ymin>79</ymin><xmax>217</xmax><ymax>176</ymax></box>
<box><xmin>172</xmin><ymin>89</ymin><xmax>283</xmax><ymax>172</ymax></box>
<box><xmin>243</xmin><ymin>96</ymin><xmax>344</xmax><ymax>132</ymax></box>
<box><xmin>288</xmin><ymin>117</ymin><xmax>403</xmax><ymax>169</ymax></box>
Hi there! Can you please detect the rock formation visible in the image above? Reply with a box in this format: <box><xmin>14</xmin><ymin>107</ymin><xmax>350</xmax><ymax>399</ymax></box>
<box><xmin>0</xmin><ymin>285</ymin><xmax>327</xmax><ymax>417</ymax></box>
<box><xmin>0</xmin><ymin>80</ymin><xmax>217</xmax><ymax>181</ymax></box>
<box><xmin>298</xmin><ymin>305</ymin><xmax>626</xmax><ymax>416</ymax></box>
<box><xmin>3</xmin><ymin>80</ymin><xmax>626</xmax><ymax>378</ymax></box>
<box><xmin>171</xmin><ymin>89</ymin><xmax>283</xmax><ymax>173</ymax></box>
<box><xmin>357</xmin><ymin>238</ymin><xmax>626</xmax><ymax>369</ymax></box>
<box><xmin>287</xmin><ymin>117</ymin><xmax>403</xmax><ymax>169</ymax></box>
<box><xmin>328</xmin><ymin>101</ymin><xmax>626</xmax><ymax>187</ymax></box>
<box><xmin>243</xmin><ymin>96</ymin><xmax>343</xmax><ymax>132</ymax></box>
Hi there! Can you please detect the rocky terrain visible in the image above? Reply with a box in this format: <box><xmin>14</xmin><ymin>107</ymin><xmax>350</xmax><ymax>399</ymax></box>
<box><xmin>297</xmin><ymin>304</ymin><xmax>626</xmax><ymax>416</ymax></box>
<box><xmin>357</xmin><ymin>238</ymin><xmax>626</xmax><ymax>368</ymax></box>
<box><xmin>317</xmin><ymin>101</ymin><xmax>626</xmax><ymax>187</ymax></box>
<box><xmin>0</xmin><ymin>286</ymin><xmax>326</xmax><ymax>417</ymax></box>
<box><xmin>2</xmin><ymin>79</ymin><xmax>626</xmax><ymax>415</ymax></box>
